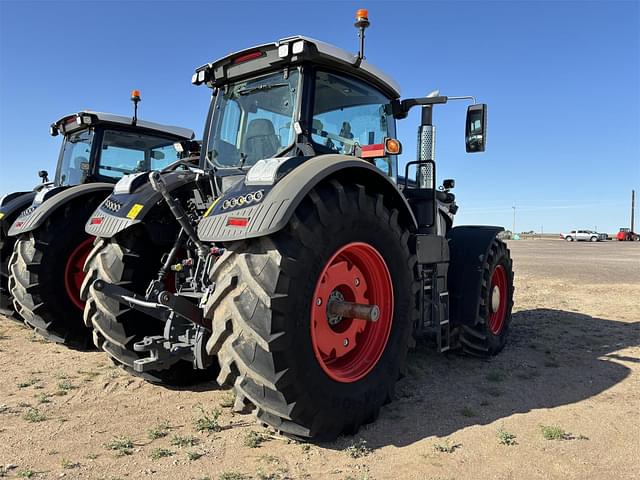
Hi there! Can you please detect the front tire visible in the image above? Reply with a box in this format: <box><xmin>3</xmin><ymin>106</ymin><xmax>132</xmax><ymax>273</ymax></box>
<box><xmin>590</xmin><ymin>236</ymin><xmax>598</xmax><ymax>242</ymax></box>
<box><xmin>565</xmin><ymin>236</ymin><xmax>574</xmax><ymax>242</ymax></box>
<box><xmin>204</xmin><ymin>180</ymin><xmax>418</xmax><ymax>440</ymax></box>
<box><xmin>459</xmin><ymin>239</ymin><xmax>514</xmax><ymax>356</ymax></box>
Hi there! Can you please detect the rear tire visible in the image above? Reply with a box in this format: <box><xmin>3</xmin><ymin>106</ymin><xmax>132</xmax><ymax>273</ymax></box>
<box><xmin>204</xmin><ymin>180</ymin><xmax>418</xmax><ymax>440</ymax></box>
<box><xmin>459</xmin><ymin>239</ymin><xmax>514</xmax><ymax>356</ymax></box>
<box><xmin>0</xmin><ymin>224</ymin><xmax>18</xmax><ymax>318</ymax></box>
<box><xmin>82</xmin><ymin>228</ymin><xmax>211</xmax><ymax>385</ymax></box>
<box><xmin>9</xmin><ymin>202</ymin><xmax>98</xmax><ymax>347</ymax></box>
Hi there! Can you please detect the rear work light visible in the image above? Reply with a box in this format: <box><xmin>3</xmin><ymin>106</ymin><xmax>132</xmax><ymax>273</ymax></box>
<box><xmin>233</xmin><ymin>51</ymin><xmax>264</xmax><ymax>64</ymax></box>
<box><xmin>227</xmin><ymin>217</ymin><xmax>250</xmax><ymax>227</ymax></box>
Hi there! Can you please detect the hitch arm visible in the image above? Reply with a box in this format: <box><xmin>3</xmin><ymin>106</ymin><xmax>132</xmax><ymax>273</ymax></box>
<box><xmin>157</xmin><ymin>291</ymin><xmax>207</xmax><ymax>329</ymax></box>
<box><xmin>92</xmin><ymin>279</ymin><xmax>168</xmax><ymax>322</ymax></box>
<box><xmin>92</xmin><ymin>280</ymin><xmax>207</xmax><ymax>329</ymax></box>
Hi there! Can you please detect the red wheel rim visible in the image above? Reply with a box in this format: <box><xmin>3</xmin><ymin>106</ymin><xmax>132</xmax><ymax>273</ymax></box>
<box><xmin>488</xmin><ymin>264</ymin><xmax>508</xmax><ymax>335</ymax></box>
<box><xmin>310</xmin><ymin>242</ymin><xmax>394</xmax><ymax>383</ymax></box>
<box><xmin>63</xmin><ymin>237</ymin><xmax>94</xmax><ymax>311</ymax></box>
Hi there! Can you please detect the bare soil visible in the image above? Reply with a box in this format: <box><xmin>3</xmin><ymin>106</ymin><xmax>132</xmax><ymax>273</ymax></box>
<box><xmin>0</xmin><ymin>239</ymin><xmax>638</xmax><ymax>480</ymax></box>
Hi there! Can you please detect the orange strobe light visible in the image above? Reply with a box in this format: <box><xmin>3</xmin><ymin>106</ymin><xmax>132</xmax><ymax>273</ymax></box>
<box><xmin>356</xmin><ymin>8</ymin><xmax>369</xmax><ymax>21</ymax></box>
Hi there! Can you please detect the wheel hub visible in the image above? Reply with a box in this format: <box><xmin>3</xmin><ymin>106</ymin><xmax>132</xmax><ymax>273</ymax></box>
<box><xmin>64</xmin><ymin>236</ymin><xmax>95</xmax><ymax>311</ymax></box>
<box><xmin>490</xmin><ymin>285</ymin><xmax>501</xmax><ymax>313</ymax></box>
<box><xmin>488</xmin><ymin>265</ymin><xmax>508</xmax><ymax>335</ymax></box>
<box><xmin>310</xmin><ymin>242</ymin><xmax>394</xmax><ymax>383</ymax></box>
<box><xmin>327</xmin><ymin>290</ymin><xmax>345</xmax><ymax>325</ymax></box>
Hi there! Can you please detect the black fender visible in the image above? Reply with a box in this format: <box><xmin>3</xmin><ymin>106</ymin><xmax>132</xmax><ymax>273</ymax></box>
<box><xmin>197</xmin><ymin>154</ymin><xmax>418</xmax><ymax>242</ymax></box>
<box><xmin>0</xmin><ymin>191</ymin><xmax>37</xmax><ymax>231</ymax></box>
<box><xmin>8</xmin><ymin>183</ymin><xmax>114</xmax><ymax>236</ymax></box>
<box><xmin>85</xmin><ymin>170</ymin><xmax>198</xmax><ymax>239</ymax></box>
<box><xmin>446</xmin><ymin>225</ymin><xmax>504</xmax><ymax>326</ymax></box>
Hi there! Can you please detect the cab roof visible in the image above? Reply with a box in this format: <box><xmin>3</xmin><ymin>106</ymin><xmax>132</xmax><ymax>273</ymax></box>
<box><xmin>53</xmin><ymin>111</ymin><xmax>194</xmax><ymax>140</ymax></box>
<box><xmin>193</xmin><ymin>36</ymin><xmax>401</xmax><ymax>99</ymax></box>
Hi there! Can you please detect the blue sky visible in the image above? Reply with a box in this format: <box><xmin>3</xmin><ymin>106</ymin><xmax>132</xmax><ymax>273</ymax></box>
<box><xmin>1</xmin><ymin>0</ymin><xmax>638</xmax><ymax>233</ymax></box>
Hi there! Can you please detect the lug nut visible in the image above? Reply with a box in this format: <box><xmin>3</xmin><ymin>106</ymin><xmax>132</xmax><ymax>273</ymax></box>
<box><xmin>354</xmin><ymin>278</ymin><xmax>360</xmax><ymax>286</ymax></box>
<box><xmin>316</xmin><ymin>298</ymin><xmax>322</xmax><ymax>306</ymax></box>
<box><xmin>343</xmin><ymin>338</ymin><xmax>349</xmax><ymax>347</ymax></box>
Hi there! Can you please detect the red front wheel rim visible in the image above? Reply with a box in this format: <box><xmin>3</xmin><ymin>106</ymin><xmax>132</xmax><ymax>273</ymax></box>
<box><xmin>63</xmin><ymin>237</ymin><xmax>94</xmax><ymax>311</ymax></box>
<box><xmin>488</xmin><ymin>264</ymin><xmax>508</xmax><ymax>335</ymax></box>
<box><xmin>310</xmin><ymin>242</ymin><xmax>394</xmax><ymax>383</ymax></box>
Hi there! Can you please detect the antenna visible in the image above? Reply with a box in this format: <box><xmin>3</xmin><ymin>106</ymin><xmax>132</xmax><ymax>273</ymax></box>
<box><xmin>354</xmin><ymin>8</ymin><xmax>370</xmax><ymax>67</ymax></box>
<box><xmin>131</xmin><ymin>89</ymin><xmax>141</xmax><ymax>126</ymax></box>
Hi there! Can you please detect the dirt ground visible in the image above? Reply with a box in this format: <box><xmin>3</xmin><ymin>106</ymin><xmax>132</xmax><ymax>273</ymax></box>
<box><xmin>0</xmin><ymin>239</ymin><xmax>638</xmax><ymax>480</ymax></box>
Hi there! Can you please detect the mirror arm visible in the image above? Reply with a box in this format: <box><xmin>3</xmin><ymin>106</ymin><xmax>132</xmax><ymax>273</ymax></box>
<box><xmin>393</xmin><ymin>96</ymin><xmax>448</xmax><ymax>118</ymax></box>
<box><xmin>447</xmin><ymin>95</ymin><xmax>477</xmax><ymax>105</ymax></box>
<box><xmin>393</xmin><ymin>95</ymin><xmax>476</xmax><ymax>119</ymax></box>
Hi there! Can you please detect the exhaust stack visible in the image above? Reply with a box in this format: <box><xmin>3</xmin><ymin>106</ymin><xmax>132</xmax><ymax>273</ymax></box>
<box><xmin>416</xmin><ymin>90</ymin><xmax>439</xmax><ymax>189</ymax></box>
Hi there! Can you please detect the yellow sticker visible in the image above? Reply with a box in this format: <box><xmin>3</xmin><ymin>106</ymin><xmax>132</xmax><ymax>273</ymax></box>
<box><xmin>0</xmin><ymin>212</ymin><xmax>4</xmax><ymax>221</ymax></box>
<box><xmin>203</xmin><ymin>197</ymin><xmax>222</xmax><ymax>217</ymax></box>
<box><xmin>126</xmin><ymin>204</ymin><xmax>144</xmax><ymax>219</ymax></box>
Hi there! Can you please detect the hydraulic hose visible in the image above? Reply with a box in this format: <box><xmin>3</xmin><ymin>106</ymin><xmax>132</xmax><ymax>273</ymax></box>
<box><xmin>148</xmin><ymin>171</ymin><xmax>209</xmax><ymax>259</ymax></box>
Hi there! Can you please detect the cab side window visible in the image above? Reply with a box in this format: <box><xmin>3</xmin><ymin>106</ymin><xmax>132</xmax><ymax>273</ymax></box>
<box><xmin>312</xmin><ymin>71</ymin><xmax>396</xmax><ymax>177</ymax></box>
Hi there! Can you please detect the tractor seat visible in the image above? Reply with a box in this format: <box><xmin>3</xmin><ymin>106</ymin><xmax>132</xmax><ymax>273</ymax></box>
<box><xmin>243</xmin><ymin>119</ymin><xmax>280</xmax><ymax>165</ymax></box>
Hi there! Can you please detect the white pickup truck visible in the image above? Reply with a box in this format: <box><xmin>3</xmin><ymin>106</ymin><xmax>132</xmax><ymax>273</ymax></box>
<box><xmin>560</xmin><ymin>230</ymin><xmax>608</xmax><ymax>242</ymax></box>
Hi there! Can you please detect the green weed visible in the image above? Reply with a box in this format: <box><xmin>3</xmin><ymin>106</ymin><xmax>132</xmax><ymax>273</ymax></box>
<box><xmin>345</xmin><ymin>439</ymin><xmax>372</xmax><ymax>458</ymax></box>
<box><xmin>23</xmin><ymin>408</ymin><xmax>46</xmax><ymax>423</ymax></box>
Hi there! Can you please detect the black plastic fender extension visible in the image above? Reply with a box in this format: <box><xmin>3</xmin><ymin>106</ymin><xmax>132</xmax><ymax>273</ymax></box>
<box><xmin>7</xmin><ymin>183</ymin><xmax>114</xmax><ymax>236</ymax></box>
<box><xmin>85</xmin><ymin>170</ymin><xmax>197</xmax><ymax>239</ymax></box>
<box><xmin>197</xmin><ymin>154</ymin><xmax>418</xmax><ymax>242</ymax></box>
<box><xmin>446</xmin><ymin>225</ymin><xmax>504</xmax><ymax>326</ymax></box>
<box><xmin>0</xmin><ymin>191</ymin><xmax>36</xmax><ymax>220</ymax></box>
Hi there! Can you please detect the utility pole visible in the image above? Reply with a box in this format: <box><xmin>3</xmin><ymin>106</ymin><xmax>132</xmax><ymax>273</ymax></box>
<box><xmin>632</xmin><ymin>190</ymin><xmax>636</xmax><ymax>232</ymax></box>
<box><xmin>512</xmin><ymin>205</ymin><xmax>516</xmax><ymax>235</ymax></box>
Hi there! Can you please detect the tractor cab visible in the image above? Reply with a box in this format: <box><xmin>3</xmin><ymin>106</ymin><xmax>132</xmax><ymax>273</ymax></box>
<box><xmin>47</xmin><ymin>110</ymin><xmax>194</xmax><ymax>191</ymax></box>
<box><xmin>193</xmin><ymin>35</ymin><xmax>402</xmax><ymax>184</ymax></box>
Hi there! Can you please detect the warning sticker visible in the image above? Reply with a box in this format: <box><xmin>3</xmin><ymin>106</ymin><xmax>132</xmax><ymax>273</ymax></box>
<box><xmin>126</xmin><ymin>204</ymin><xmax>144</xmax><ymax>220</ymax></box>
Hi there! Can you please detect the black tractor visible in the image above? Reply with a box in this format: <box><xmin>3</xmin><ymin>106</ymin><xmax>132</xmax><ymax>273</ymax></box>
<box><xmin>84</xmin><ymin>10</ymin><xmax>514</xmax><ymax>439</ymax></box>
<box><xmin>4</xmin><ymin>93</ymin><xmax>195</xmax><ymax>348</ymax></box>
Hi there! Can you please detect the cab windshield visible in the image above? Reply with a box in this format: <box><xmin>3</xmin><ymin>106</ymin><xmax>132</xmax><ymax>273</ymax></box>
<box><xmin>206</xmin><ymin>70</ymin><xmax>300</xmax><ymax>168</ymax></box>
<box><xmin>98</xmin><ymin>129</ymin><xmax>181</xmax><ymax>179</ymax></box>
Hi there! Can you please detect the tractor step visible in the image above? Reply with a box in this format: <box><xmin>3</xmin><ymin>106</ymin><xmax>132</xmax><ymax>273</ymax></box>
<box><xmin>437</xmin><ymin>291</ymin><xmax>450</xmax><ymax>352</ymax></box>
<box><xmin>421</xmin><ymin>265</ymin><xmax>451</xmax><ymax>352</ymax></box>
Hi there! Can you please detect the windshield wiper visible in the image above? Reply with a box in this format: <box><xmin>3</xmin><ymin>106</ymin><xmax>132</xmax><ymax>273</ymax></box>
<box><xmin>238</xmin><ymin>82</ymin><xmax>289</xmax><ymax>96</ymax></box>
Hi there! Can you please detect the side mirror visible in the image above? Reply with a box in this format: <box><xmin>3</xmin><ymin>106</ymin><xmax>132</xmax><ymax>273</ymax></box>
<box><xmin>150</xmin><ymin>151</ymin><xmax>166</xmax><ymax>160</ymax></box>
<box><xmin>38</xmin><ymin>170</ymin><xmax>49</xmax><ymax>183</ymax></box>
<box><xmin>442</xmin><ymin>179</ymin><xmax>455</xmax><ymax>190</ymax></box>
<box><xmin>465</xmin><ymin>103</ymin><xmax>487</xmax><ymax>153</ymax></box>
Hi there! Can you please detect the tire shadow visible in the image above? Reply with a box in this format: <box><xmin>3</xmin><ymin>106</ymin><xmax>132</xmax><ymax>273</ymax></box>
<box><xmin>331</xmin><ymin>308</ymin><xmax>638</xmax><ymax>448</ymax></box>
